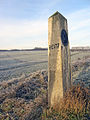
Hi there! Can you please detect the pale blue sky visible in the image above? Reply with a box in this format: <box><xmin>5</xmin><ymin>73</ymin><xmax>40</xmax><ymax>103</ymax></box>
<box><xmin>0</xmin><ymin>0</ymin><xmax>90</xmax><ymax>49</ymax></box>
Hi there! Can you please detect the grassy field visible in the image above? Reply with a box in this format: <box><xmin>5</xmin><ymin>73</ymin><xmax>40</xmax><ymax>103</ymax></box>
<box><xmin>0</xmin><ymin>50</ymin><xmax>90</xmax><ymax>87</ymax></box>
<box><xmin>0</xmin><ymin>51</ymin><xmax>48</xmax><ymax>82</ymax></box>
<box><xmin>0</xmin><ymin>50</ymin><xmax>90</xmax><ymax>119</ymax></box>
<box><xmin>71</xmin><ymin>51</ymin><xmax>90</xmax><ymax>88</ymax></box>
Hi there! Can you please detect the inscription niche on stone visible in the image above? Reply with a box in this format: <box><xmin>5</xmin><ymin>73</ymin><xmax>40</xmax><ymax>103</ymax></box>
<box><xmin>49</xmin><ymin>43</ymin><xmax>59</xmax><ymax>50</ymax></box>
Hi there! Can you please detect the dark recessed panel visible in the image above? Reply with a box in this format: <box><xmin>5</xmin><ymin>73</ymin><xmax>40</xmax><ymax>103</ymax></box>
<box><xmin>61</xmin><ymin>29</ymin><xmax>68</xmax><ymax>46</ymax></box>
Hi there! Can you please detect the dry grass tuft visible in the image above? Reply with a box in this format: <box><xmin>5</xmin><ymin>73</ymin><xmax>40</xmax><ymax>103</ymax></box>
<box><xmin>42</xmin><ymin>85</ymin><xmax>90</xmax><ymax>120</ymax></box>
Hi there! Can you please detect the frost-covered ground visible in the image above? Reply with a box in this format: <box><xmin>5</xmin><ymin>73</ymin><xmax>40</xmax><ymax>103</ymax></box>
<box><xmin>0</xmin><ymin>51</ymin><xmax>48</xmax><ymax>82</ymax></box>
<box><xmin>0</xmin><ymin>50</ymin><xmax>90</xmax><ymax>87</ymax></box>
<box><xmin>0</xmin><ymin>50</ymin><xmax>90</xmax><ymax>119</ymax></box>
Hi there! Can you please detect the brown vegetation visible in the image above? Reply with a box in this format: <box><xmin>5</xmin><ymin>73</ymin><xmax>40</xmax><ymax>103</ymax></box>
<box><xmin>0</xmin><ymin>50</ymin><xmax>90</xmax><ymax>119</ymax></box>
<box><xmin>42</xmin><ymin>85</ymin><xmax>90</xmax><ymax>120</ymax></box>
<box><xmin>0</xmin><ymin>70</ymin><xmax>48</xmax><ymax>120</ymax></box>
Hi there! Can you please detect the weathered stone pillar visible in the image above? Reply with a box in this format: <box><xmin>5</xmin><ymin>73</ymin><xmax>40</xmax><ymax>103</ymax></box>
<box><xmin>48</xmin><ymin>11</ymin><xmax>71</xmax><ymax>106</ymax></box>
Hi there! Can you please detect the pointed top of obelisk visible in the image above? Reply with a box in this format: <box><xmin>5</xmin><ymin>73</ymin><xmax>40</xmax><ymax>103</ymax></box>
<box><xmin>49</xmin><ymin>11</ymin><xmax>67</xmax><ymax>20</ymax></box>
<box><xmin>49</xmin><ymin>11</ymin><xmax>59</xmax><ymax>17</ymax></box>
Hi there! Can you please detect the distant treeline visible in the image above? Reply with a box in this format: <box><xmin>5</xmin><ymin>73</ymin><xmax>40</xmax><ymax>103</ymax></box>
<box><xmin>0</xmin><ymin>47</ymin><xmax>48</xmax><ymax>52</ymax></box>
<box><xmin>0</xmin><ymin>47</ymin><xmax>90</xmax><ymax>52</ymax></box>
<box><xmin>71</xmin><ymin>47</ymin><xmax>90</xmax><ymax>52</ymax></box>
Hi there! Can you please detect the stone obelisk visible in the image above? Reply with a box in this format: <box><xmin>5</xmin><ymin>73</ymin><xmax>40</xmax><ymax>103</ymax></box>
<box><xmin>48</xmin><ymin>11</ymin><xmax>71</xmax><ymax>106</ymax></box>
